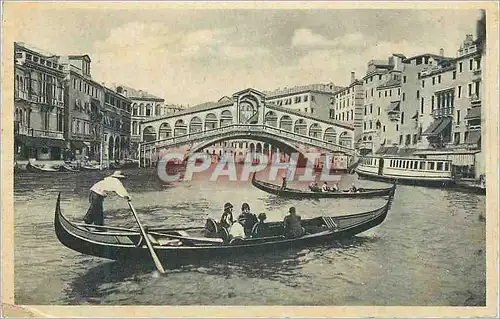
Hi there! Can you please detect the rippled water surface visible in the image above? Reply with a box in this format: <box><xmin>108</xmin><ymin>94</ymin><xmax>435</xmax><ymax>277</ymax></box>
<box><xmin>14</xmin><ymin>168</ymin><xmax>486</xmax><ymax>305</ymax></box>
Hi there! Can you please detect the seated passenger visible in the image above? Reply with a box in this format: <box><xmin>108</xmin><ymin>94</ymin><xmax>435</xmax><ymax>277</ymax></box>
<box><xmin>321</xmin><ymin>182</ymin><xmax>329</xmax><ymax>192</ymax></box>
<box><xmin>283</xmin><ymin>207</ymin><xmax>305</xmax><ymax>238</ymax></box>
<box><xmin>308</xmin><ymin>182</ymin><xmax>315</xmax><ymax>191</ymax></box>
<box><xmin>332</xmin><ymin>183</ymin><xmax>339</xmax><ymax>192</ymax></box>
<box><xmin>219</xmin><ymin>202</ymin><xmax>234</xmax><ymax>229</ymax></box>
<box><xmin>228</xmin><ymin>220</ymin><xmax>246</xmax><ymax>240</ymax></box>
<box><xmin>237</xmin><ymin>203</ymin><xmax>258</xmax><ymax>236</ymax></box>
<box><xmin>251</xmin><ymin>213</ymin><xmax>271</xmax><ymax>238</ymax></box>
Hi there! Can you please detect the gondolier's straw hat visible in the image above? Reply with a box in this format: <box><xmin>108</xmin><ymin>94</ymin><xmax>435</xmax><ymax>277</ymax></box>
<box><xmin>110</xmin><ymin>171</ymin><xmax>126</xmax><ymax>179</ymax></box>
<box><xmin>224</xmin><ymin>202</ymin><xmax>233</xmax><ymax>210</ymax></box>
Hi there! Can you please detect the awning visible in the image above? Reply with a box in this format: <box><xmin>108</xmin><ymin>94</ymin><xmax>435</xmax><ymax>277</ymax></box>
<box><xmin>384</xmin><ymin>146</ymin><xmax>399</xmax><ymax>155</ymax></box>
<box><xmin>387</xmin><ymin>101</ymin><xmax>400</xmax><ymax>113</ymax></box>
<box><xmin>398</xmin><ymin>148</ymin><xmax>416</xmax><ymax>157</ymax></box>
<box><xmin>422</xmin><ymin>117</ymin><xmax>451</xmax><ymax>136</ymax></box>
<box><xmin>464</xmin><ymin>107</ymin><xmax>481</xmax><ymax>120</ymax></box>
<box><xmin>71</xmin><ymin>140</ymin><xmax>87</xmax><ymax>149</ymax></box>
<box><xmin>375</xmin><ymin>147</ymin><xmax>387</xmax><ymax>155</ymax></box>
<box><xmin>15</xmin><ymin>135</ymin><xmax>66</xmax><ymax>148</ymax></box>
<box><xmin>465</xmin><ymin>130</ymin><xmax>481</xmax><ymax>144</ymax></box>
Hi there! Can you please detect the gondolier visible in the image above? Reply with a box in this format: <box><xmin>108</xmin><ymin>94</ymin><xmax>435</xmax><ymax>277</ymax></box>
<box><xmin>83</xmin><ymin>170</ymin><xmax>130</xmax><ymax>226</ymax></box>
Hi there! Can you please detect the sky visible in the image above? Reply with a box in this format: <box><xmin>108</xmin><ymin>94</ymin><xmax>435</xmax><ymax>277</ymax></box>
<box><xmin>6</xmin><ymin>3</ymin><xmax>482</xmax><ymax>106</ymax></box>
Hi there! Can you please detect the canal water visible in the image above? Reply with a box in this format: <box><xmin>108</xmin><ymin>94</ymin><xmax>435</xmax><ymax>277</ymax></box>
<box><xmin>14</xmin><ymin>167</ymin><xmax>486</xmax><ymax>306</ymax></box>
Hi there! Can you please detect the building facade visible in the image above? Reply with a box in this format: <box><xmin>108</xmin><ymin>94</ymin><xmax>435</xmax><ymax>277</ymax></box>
<box><xmin>333</xmin><ymin>72</ymin><xmax>365</xmax><ymax>148</ymax></box>
<box><xmin>264</xmin><ymin>83</ymin><xmax>342</xmax><ymax>119</ymax></box>
<box><xmin>117</xmin><ymin>86</ymin><xmax>165</xmax><ymax>158</ymax></box>
<box><xmin>62</xmin><ymin>55</ymin><xmax>104</xmax><ymax>161</ymax></box>
<box><xmin>14</xmin><ymin>42</ymin><xmax>66</xmax><ymax>161</ymax></box>
<box><xmin>102</xmin><ymin>87</ymin><xmax>132</xmax><ymax>164</ymax></box>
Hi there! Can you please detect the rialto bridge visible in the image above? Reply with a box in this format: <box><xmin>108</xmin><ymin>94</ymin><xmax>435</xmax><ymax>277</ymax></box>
<box><xmin>138</xmin><ymin>88</ymin><xmax>354</xmax><ymax>166</ymax></box>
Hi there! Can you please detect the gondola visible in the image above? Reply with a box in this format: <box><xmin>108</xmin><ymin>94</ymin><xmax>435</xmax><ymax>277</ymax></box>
<box><xmin>26</xmin><ymin>162</ymin><xmax>59</xmax><ymax>173</ymax></box>
<box><xmin>251</xmin><ymin>173</ymin><xmax>396</xmax><ymax>199</ymax></box>
<box><xmin>58</xmin><ymin>164</ymin><xmax>80</xmax><ymax>172</ymax></box>
<box><xmin>80</xmin><ymin>164</ymin><xmax>101</xmax><ymax>171</ymax></box>
<box><xmin>54</xmin><ymin>190</ymin><xmax>395</xmax><ymax>265</ymax></box>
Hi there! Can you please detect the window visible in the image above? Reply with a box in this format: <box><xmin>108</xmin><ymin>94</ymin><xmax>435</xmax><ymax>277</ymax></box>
<box><xmin>428</xmin><ymin>162</ymin><xmax>435</xmax><ymax>170</ymax></box>
<box><xmin>417</xmin><ymin>72</ymin><xmax>421</xmax><ymax>78</ymax></box>
<box><xmin>454</xmin><ymin>132</ymin><xmax>460</xmax><ymax>145</ymax></box>
<box><xmin>476</xmin><ymin>58</ymin><xmax>481</xmax><ymax>70</ymax></box>
<box><xmin>385</xmin><ymin>91</ymin><xmax>387</xmax><ymax>97</ymax></box>
<box><xmin>295</xmin><ymin>96</ymin><xmax>301</xmax><ymax>103</ymax></box>
<box><xmin>475</xmin><ymin>81</ymin><xmax>480</xmax><ymax>96</ymax></box>
<box><xmin>390</xmin><ymin>90</ymin><xmax>392</xmax><ymax>97</ymax></box>
<box><xmin>417</xmin><ymin>90</ymin><xmax>420</xmax><ymax>99</ymax></box>
<box><xmin>438</xmin><ymin>75</ymin><xmax>441</xmax><ymax>83</ymax></box>
<box><xmin>383</xmin><ymin>125</ymin><xmax>386</xmax><ymax>132</ymax></box>
<box><xmin>370</xmin><ymin>105</ymin><xmax>373</xmax><ymax>114</ymax></box>
<box><xmin>378</xmin><ymin>107</ymin><xmax>381</xmax><ymax>115</ymax></box>
<box><xmin>364</xmin><ymin>107</ymin><xmax>367</xmax><ymax>115</ymax></box>
<box><xmin>437</xmin><ymin>162</ymin><xmax>443</xmax><ymax>171</ymax></box>
<box><xmin>304</xmin><ymin>95</ymin><xmax>308</xmax><ymax>102</ymax></box>
<box><xmin>398</xmin><ymin>88</ymin><xmax>401</xmax><ymax>95</ymax></box>
<box><xmin>469</xmin><ymin>59</ymin><xmax>473</xmax><ymax>70</ymax></box>
<box><xmin>371</xmin><ymin>88</ymin><xmax>374</xmax><ymax>97</ymax></box>
<box><xmin>369</xmin><ymin>121</ymin><xmax>372</xmax><ymax>129</ymax></box>
<box><xmin>432</xmin><ymin>77</ymin><xmax>435</xmax><ymax>85</ymax></box>
<box><xmin>403</xmin><ymin>76</ymin><xmax>407</xmax><ymax>83</ymax></box>
<box><xmin>457</xmin><ymin>110</ymin><xmax>461</xmax><ymax>125</ymax></box>
<box><xmin>401</xmin><ymin>112</ymin><xmax>405</xmax><ymax>124</ymax></box>
<box><xmin>310</xmin><ymin>108</ymin><xmax>314</xmax><ymax>114</ymax></box>
<box><xmin>396</xmin><ymin>124</ymin><xmax>399</xmax><ymax>131</ymax></box>
<box><xmin>468</xmin><ymin>83</ymin><xmax>472</xmax><ymax>96</ymax></box>
<box><xmin>311</xmin><ymin>96</ymin><xmax>315</xmax><ymax>101</ymax></box>
<box><xmin>421</xmin><ymin>97</ymin><xmax>424</xmax><ymax>114</ymax></box>
<box><xmin>431</xmin><ymin>95</ymin><xmax>435</xmax><ymax>110</ymax></box>
<box><xmin>73</xmin><ymin>78</ymin><xmax>76</xmax><ymax>89</ymax></box>
<box><xmin>363</xmin><ymin>122</ymin><xmax>366</xmax><ymax>130</ymax></box>
<box><xmin>413</xmin><ymin>134</ymin><xmax>417</xmax><ymax>145</ymax></box>
<box><xmin>402</xmin><ymin>92</ymin><xmax>406</xmax><ymax>101</ymax></box>
<box><xmin>459</xmin><ymin>62</ymin><xmax>463</xmax><ymax>72</ymax></box>
<box><xmin>79</xmin><ymin>80</ymin><xmax>82</xmax><ymax>91</ymax></box>
<box><xmin>379</xmin><ymin>92</ymin><xmax>381</xmax><ymax>98</ymax></box>
<box><xmin>453</xmin><ymin>71</ymin><xmax>457</xmax><ymax>80</ymax></box>
<box><xmin>445</xmin><ymin>163</ymin><xmax>449</xmax><ymax>171</ymax></box>
<box><xmin>458</xmin><ymin>86</ymin><xmax>462</xmax><ymax>98</ymax></box>
<box><xmin>422</xmin><ymin>80</ymin><xmax>425</xmax><ymax>88</ymax></box>
<box><xmin>379</xmin><ymin>75</ymin><xmax>382</xmax><ymax>80</ymax></box>
<box><xmin>399</xmin><ymin>135</ymin><xmax>403</xmax><ymax>144</ymax></box>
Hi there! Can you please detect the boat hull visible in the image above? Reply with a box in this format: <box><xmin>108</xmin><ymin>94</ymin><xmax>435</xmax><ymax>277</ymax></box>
<box><xmin>54</xmin><ymin>192</ymin><xmax>394</xmax><ymax>265</ymax></box>
<box><xmin>356</xmin><ymin>169</ymin><xmax>455</xmax><ymax>188</ymax></box>
<box><xmin>251</xmin><ymin>173</ymin><xmax>396</xmax><ymax>199</ymax></box>
<box><xmin>26</xmin><ymin>162</ymin><xmax>59</xmax><ymax>173</ymax></box>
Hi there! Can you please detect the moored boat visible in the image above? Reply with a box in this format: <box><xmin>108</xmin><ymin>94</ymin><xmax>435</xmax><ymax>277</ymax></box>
<box><xmin>54</xmin><ymin>191</ymin><xmax>394</xmax><ymax>264</ymax></box>
<box><xmin>26</xmin><ymin>162</ymin><xmax>59</xmax><ymax>173</ymax></box>
<box><xmin>59</xmin><ymin>164</ymin><xmax>80</xmax><ymax>172</ymax></box>
<box><xmin>251</xmin><ymin>173</ymin><xmax>396</xmax><ymax>199</ymax></box>
<box><xmin>80</xmin><ymin>164</ymin><xmax>101</xmax><ymax>171</ymax></box>
<box><xmin>355</xmin><ymin>155</ymin><xmax>455</xmax><ymax>187</ymax></box>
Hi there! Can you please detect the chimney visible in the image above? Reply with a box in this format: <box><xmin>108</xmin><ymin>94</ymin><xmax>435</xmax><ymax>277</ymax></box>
<box><xmin>439</xmin><ymin>48</ymin><xmax>444</xmax><ymax>57</ymax></box>
<box><xmin>350</xmin><ymin>71</ymin><xmax>355</xmax><ymax>83</ymax></box>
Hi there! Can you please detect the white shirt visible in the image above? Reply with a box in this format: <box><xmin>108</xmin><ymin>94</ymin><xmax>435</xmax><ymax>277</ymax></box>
<box><xmin>229</xmin><ymin>222</ymin><xmax>245</xmax><ymax>238</ymax></box>
<box><xmin>90</xmin><ymin>177</ymin><xmax>130</xmax><ymax>198</ymax></box>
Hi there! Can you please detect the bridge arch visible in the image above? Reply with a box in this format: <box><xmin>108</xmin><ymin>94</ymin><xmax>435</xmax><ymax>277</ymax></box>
<box><xmin>143</xmin><ymin>125</ymin><xmax>156</xmax><ymax>142</ymax></box>
<box><xmin>205</xmin><ymin>113</ymin><xmax>218</xmax><ymax>131</ymax></box>
<box><xmin>294</xmin><ymin>119</ymin><xmax>307</xmax><ymax>135</ymax></box>
<box><xmin>309</xmin><ymin>123</ymin><xmax>322</xmax><ymax>138</ymax></box>
<box><xmin>174</xmin><ymin>119</ymin><xmax>187</xmax><ymax>136</ymax></box>
<box><xmin>264</xmin><ymin>111</ymin><xmax>278</xmax><ymax>127</ymax></box>
<box><xmin>279</xmin><ymin>115</ymin><xmax>293</xmax><ymax>131</ymax></box>
<box><xmin>220</xmin><ymin>110</ymin><xmax>233</xmax><ymax>127</ymax></box>
<box><xmin>189</xmin><ymin>116</ymin><xmax>203</xmax><ymax>133</ymax></box>
<box><xmin>324</xmin><ymin>127</ymin><xmax>337</xmax><ymax>143</ymax></box>
<box><xmin>339</xmin><ymin>131</ymin><xmax>353</xmax><ymax>148</ymax></box>
<box><xmin>159</xmin><ymin>122</ymin><xmax>172</xmax><ymax>139</ymax></box>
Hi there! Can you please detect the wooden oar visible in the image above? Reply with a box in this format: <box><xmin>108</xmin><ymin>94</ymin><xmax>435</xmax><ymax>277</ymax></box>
<box><xmin>127</xmin><ymin>201</ymin><xmax>165</xmax><ymax>274</ymax></box>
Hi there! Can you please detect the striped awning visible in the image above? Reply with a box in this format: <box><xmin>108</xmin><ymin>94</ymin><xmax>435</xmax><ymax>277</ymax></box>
<box><xmin>464</xmin><ymin>107</ymin><xmax>481</xmax><ymax>120</ymax></box>
<box><xmin>422</xmin><ymin>117</ymin><xmax>451</xmax><ymax>136</ymax></box>
<box><xmin>465</xmin><ymin>130</ymin><xmax>481</xmax><ymax>144</ymax></box>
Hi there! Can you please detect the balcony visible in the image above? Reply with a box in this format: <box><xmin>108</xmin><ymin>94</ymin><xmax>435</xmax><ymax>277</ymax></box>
<box><xmin>388</xmin><ymin>113</ymin><xmax>400</xmax><ymax>121</ymax></box>
<box><xmin>432</xmin><ymin>107</ymin><xmax>454</xmax><ymax>119</ymax></box>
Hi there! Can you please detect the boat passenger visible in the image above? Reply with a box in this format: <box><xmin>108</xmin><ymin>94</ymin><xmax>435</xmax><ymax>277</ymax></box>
<box><xmin>321</xmin><ymin>182</ymin><xmax>329</xmax><ymax>192</ymax></box>
<box><xmin>237</xmin><ymin>203</ymin><xmax>258</xmax><ymax>236</ymax></box>
<box><xmin>283</xmin><ymin>207</ymin><xmax>305</xmax><ymax>238</ymax></box>
<box><xmin>228</xmin><ymin>220</ymin><xmax>246</xmax><ymax>240</ymax></box>
<box><xmin>219</xmin><ymin>202</ymin><xmax>234</xmax><ymax>229</ymax></box>
<box><xmin>308</xmin><ymin>182</ymin><xmax>315</xmax><ymax>191</ymax></box>
<box><xmin>332</xmin><ymin>183</ymin><xmax>339</xmax><ymax>192</ymax></box>
<box><xmin>83</xmin><ymin>171</ymin><xmax>130</xmax><ymax>226</ymax></box>
<box><xmin>349</xmin><ymin>184</ymin><xmax>358</xmax><ymax>193</ymax></box>
<box><xmin>251</xmin><ymin>213</ymin><xmax>271</xmax><ymax>238</ymax></box>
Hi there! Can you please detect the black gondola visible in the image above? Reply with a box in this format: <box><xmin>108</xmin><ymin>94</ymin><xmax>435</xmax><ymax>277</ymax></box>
<box><xmin>251</xmin><ymin>173</ymin><xmax>396</xmax><ymax>199</ymax></box>
<box><xmin>54</xmin><ymin>190</ymin><xmax>395</xmax><ymax>265</ymax></box>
